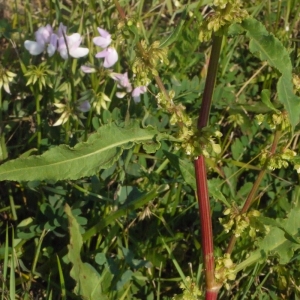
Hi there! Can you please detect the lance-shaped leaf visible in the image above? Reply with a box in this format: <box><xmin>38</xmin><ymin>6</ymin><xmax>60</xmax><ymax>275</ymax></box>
<box><xmin>240</xmin><ymin>18</ymin><xmax>300</xmax><ymax>128</ymax></box>
<box><xmin>0</xmin><ymin>121</ymin><xmax>165</xmax><ymax>182</ymax></box>
<box><xmin>65</xmin><ymin>204</ymin><xmax>108</xmax><ymax>299</ymax></box>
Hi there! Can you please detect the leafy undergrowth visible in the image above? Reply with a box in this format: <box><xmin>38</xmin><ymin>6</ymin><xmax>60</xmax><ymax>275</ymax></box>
<box><xmin>1</xmin><ymin>0</ymin><xmax>300</xmax><ymax>299</ymax></box>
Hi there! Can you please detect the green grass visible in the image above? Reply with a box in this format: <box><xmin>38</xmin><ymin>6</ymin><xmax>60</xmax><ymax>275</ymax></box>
<box><xmin>1</xmin><ymin>0</ymin><xmax>300</xmax><ymax>299</ymax></box>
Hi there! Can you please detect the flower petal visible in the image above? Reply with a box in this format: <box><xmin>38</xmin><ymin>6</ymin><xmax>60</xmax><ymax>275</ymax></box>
<box><xmin>132</xmin><ymin>86</ymin><xmax>147</xmax><ymax>103</ymax></box>
<box><xmin>104</xmin><ymin>48</ymin><xmax>118</xmax><ymax>68</ymax></box>
<box><xmin>93</xmin><ymin>36</ymin><xmax>111</xmax><ymax>48</ymax></box>
<box><xmin>97</xmin><ymin>27</ymin><xmax>110</xmax><ymax>38</ymax></box>
<box><xmin>69</xmin><ymin>47</ymin><xmax>89</xmax><ymax>58</ymax></box>
<box><xmin>24</xmin><ymin>40</ymin><xmax>45</xmax><ymax>55</ymax></box>
<box><xmin>116</xmin><ymin>91</ymin><xmax>126</xmax><ymax>98</ymax></box>
<box><xmin>95</xmin><ymin>49</ymin><xmax>107</xmax><ymax>58</ymax></box>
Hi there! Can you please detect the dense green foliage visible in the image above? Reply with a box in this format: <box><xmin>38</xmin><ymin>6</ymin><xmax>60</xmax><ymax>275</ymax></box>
<box><xmin>1</xmin><ymin>0</ymin><xmax>300</xmax><ymax>299</ymax></box>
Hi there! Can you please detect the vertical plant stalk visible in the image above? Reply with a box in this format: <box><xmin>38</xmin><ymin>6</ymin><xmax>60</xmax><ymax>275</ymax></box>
<box><xmin>226</xmin><ymin>129</ymin><xmax>281</xmax><ymax>254</ymax></box>
<box><xmin>34</xmin><ymin>88</ymin><xmax>42</xmax><ymax>152</ymax></box>
<box><xmin>0</xmin><ymin>89</ymin><xmax>8</xmax><ymax>162</ymax></box>
<box><xmin>195</xmin><ymin>35</ymin><xmax>223</xmax><ymax>298</ymax></box>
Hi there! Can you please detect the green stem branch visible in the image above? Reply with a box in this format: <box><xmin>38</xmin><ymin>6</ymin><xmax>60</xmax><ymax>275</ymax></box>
<box><xmin>226</xmin><ymin>129</ymin><xmax>281</xmax><ymax>254</ymax></box>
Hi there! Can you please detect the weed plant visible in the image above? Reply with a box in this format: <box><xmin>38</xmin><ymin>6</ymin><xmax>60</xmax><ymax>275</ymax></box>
<box><xmin>1</xmin><ymin>0</ymin><xmax>300</xmax><ymax>299</ymax></box>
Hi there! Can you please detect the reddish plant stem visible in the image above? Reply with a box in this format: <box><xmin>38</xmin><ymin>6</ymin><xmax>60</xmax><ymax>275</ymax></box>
<box><xmin>113</xmin><ymin>0</ymin><xmax>126</xmax><ymax>19</ymax></box>
<box><xmin>198</xmin><ymin>36</ymin><xmax>223</xmax><ymax>129</ymax></box>
<box><xmin>194</xmin><ymin>157</ymin><xmax>221</xmax><ymax>300</ymax></box>
<box><xmin>195</xmin><ymin>35</ymin><xmax>223</xmax><ymax>298</ymax></box>
<box><xmin>114</xmin><ymin>1</ymin><xmax>222</xmax><ymax>296</ymax></box>
<box><xmin>226</xmin><ymin>129</ymin><xmax>281</xmax><ymax>254</ymax></box>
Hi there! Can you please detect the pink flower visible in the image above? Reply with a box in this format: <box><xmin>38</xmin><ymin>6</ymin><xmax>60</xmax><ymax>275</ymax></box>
<box><xmin>24</xmin><ymin>24</ymin><xmax>54</xmax><ymax>55</ymax></box>
<box><xmin>35</xmin><ymin>24</ymin><xmax>53</xmax><ymax>45</ymax></box>
<box><xmin>111</xmin><ymin>72</ymin><xmax>132</xmax><ymax>92</ymax></box>
<box><xmin>110</xmin><ymin>72</ymin><xmax>133</xmax><ymax>98</ymax></box>
<box><xmin>95</xmin><ymin>47</ymin><xmax>118</xmax><ymax>68</ymax></box>
<box><xmin>93</xmin><ymin>28</ymin><xmax>112</xmax><ymax>48</ymax></box>
<box><xmin>57</xmin><ymin>33</ymin><xmax>89</xmax><ymax>60</ymax></box>
<box><xmin>24</xmin><ymin>22</ymin><xmax>89</xmax><ymax>59</ymax></box>
<box><xmin>132</xmin><ymin>86</ymin><xmax>147</xmax><ymax>103</ymax></box>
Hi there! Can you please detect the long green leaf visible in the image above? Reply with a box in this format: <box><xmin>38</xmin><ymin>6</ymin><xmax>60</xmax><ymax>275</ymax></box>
<box><xmin>0</xmin><ymin>122</ymin><xmax>165</xmax><ymax>182</ymax></box>
<box><xmin>241</xmin><ymin>18</ymin><xmax>300</xmax><ymax>128</ymax></box>
<box><xmin>159</xmin><ymin>9</ymin><xmax>187</xmax><ymax>48</ymax></box>
<box><xmin>65</xmin><ymin>204</ymin><xmax>108</xmax><ymax>299</ymax></box>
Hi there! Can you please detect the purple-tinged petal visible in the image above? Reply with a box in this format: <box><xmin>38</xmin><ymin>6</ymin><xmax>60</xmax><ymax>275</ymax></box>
<box><xmin>111</xmin><ymin>72</ymin><xmax>132</xmax><ymax>92</ymax></box>
<box><xmin>57</xmin><ymin>23</ymin><xmax>67</xmax><ymax>37</ymax></box>
<box><xmin>95</xmin><ymin>49</ymin><xmax>107</xmax><ymax>58</ymax></box>
<box><xmin>35</xmin><ymin>25</ymin><xmax>53</xmax><ymax>45</ymax></box>
<box><xmin>93</xmin><ymin>36</ymin><xmax>111</xmax><ymax>48</ymax></box>
<box><xmin>95</xmin><ymin>48</ymin><xmax>118</xmax><ymax>68</ymax></box>
<box><xmin>97</xmin><ymin>27</ymin><xmax>110</xmax><ymax>38</ymax></box>
<box><xmin>132</xmin><ymin>86</ymin><xmax>147</xmax><ymax>103</ymax></box>
<box><xmin>78</xmin><ymin>100</ymin><xmax>91</xmax><ymax>112</ymax></box>
<box><xmin>103</xmin><ymin>48</ymin><xmax>118</xmax><ymax>67</ymax></box>
<box><xmin>93</xmin><ymin>27</ymin><xmax>112</xmax><ymax>48</ymax></box>
<box><xmin>47</xmin><ymin>33</ymin><xmax>58</xmax><ymax>56</ymax></box>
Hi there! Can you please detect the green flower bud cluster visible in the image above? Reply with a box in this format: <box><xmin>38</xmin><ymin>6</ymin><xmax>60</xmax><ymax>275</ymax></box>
<box><xmin>219</xmin><ymin>207</ymin><xmax>260</xmax><ymax>237</ymax></box>
<box><xmin>293</xmin><ymin>74</ymin><xmax>300</xmax><ymax>92</ymax></box>
<box><xmin>172</xmin><ymin>276</ymin><xmax>202</xmax><ymax>300</ymax></box>
<box><xmin>215</xmin><ymin>253</ymin><xmax>236</xmax><ymax>288</ymax></box>
<box><xmin>227</xmin><ymin>113</ymin><xmax>244</xmax><ymax>128</ymax></box>
<box><xmin>195</xmin><ymin>127</ymin><xmax>222</xmax><ymax>158</ymax></box>
<box><xmin>24</xmin><ymin>62</ymin><xmax>56</xmax><ymax>91</ymax></box>
<box><xmin>156</xmin><ymin>91</ymin><xmax>222</xmax><ymax>157</ymax></box>
<box><xmin>256</xmin><ymin>112</ymin><xmax>290</xmax><ymax>131</ymax></box>
<box><xmin>199</xmin><ymin>0</ymin><xmax>248</xmax><ymax>42</ymax></box>
<box><xmin>132</xmin><ymin>40</ymin><xmax>169</xmax><ymax>78</ymax></box>
<box><xmin>260</xmin><ymin>148</ymin><xmax>296</xmax><ymax>171</ymax></box>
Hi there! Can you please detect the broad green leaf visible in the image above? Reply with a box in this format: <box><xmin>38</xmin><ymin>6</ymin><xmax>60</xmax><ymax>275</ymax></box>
<box><xmin>0</xmin><ymin>121</ymin><xmax>165</xmax><ymax>182</ymax></box>
<box><xmin>277</xmin><ymin>75</ymin><xmax>300</xmax><ymax>127</ymax></box>
<box><xmin>260</xmin><ymin>89</ymin><xmax>280</xmax><ymax>113</ymax></box>
<box><xmin>241</xmin><ymin>19</ymin><xmax>292</xmax><ymax>74</ymax></box>
<box><xmin>116</xmin><ymin>270</ymin><xmax>133</xmax><ymax>291</ymax></box>
<box><xmin>163</xmin><ymin>151</ymin><xmax>196</xmax><ymax>189</ymax></box>
<box><xmin>178</xmin><ymin>158</ymin><xmax>196</xmax><ymax>189</ymax></box>
<box><xmin>234</xmin><ymin>204</ymin><xmax>300</xmax><ymax>273</ymax></box>
<box><xmin>241</xmin><ymin>18</ymin><xmax>300</xmax><ymax>128</ymax></box>
<box><xmin>65</xmin><ymin>204</ymin><xmax>108</xmax><ymax>300</ymax></box>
